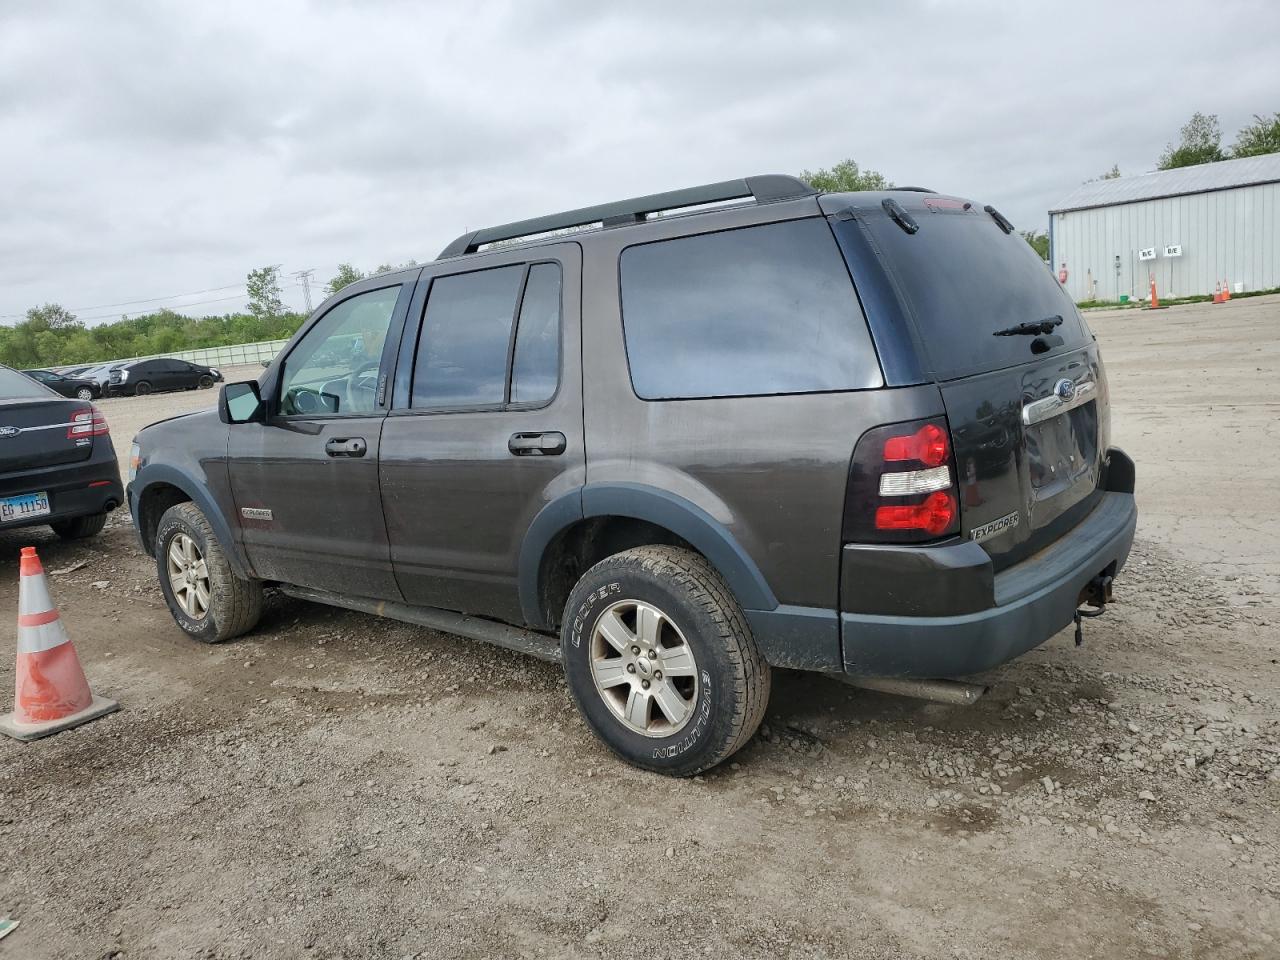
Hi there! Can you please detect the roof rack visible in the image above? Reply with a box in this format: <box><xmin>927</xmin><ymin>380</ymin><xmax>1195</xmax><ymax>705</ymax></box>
<box><xmin>436</xmin><ymin>174</ymin><xmax>818</xmax><ymax>259</ymax></box>
<box><xmin>893</xmin><ymin>186</ymin><xmax>936</xmax><ymax>193</ymax></box>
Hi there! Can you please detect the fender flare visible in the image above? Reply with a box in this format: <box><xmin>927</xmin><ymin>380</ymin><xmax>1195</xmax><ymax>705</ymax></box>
<box><xmin>129</xmin><ymin>464</ymin><xmax>252</xmax><ymax>579</ymax></box>
<box><xmin>518</xmin><ymin>482</ymin><xmax>778</xmax><ymax>629</ymax></box>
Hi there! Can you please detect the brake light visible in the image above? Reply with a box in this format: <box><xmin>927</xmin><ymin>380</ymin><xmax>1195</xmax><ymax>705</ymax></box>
<box><xmin>843</xmin><ymin>416</ymin><xmax>961</xmax><ymax>543</ymax></box>
<box><xmin>67</xmin><ymin>407</ymin><xmax>110</xmax><ymax>439</ymax></box>
<box><xmin>875</xmin><ymin>490</ymin><xmax>957</xmax><ymax>535</ymax></box>
<box><xmin>883</xmin><ymin>422</ymin><xmax>948</xmax><ymax>467</ymax></box>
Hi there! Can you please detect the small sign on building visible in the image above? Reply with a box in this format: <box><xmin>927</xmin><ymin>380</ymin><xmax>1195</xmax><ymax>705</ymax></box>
<box><xmin>1164</xmin><ymin>244</ymin><xmax>1183</xmax><ymax>257</ymax></box>
<box><xmin>1138</xmin><ymin>247</ymin><xmax>1157</xmax><ymax>261</ymax></box>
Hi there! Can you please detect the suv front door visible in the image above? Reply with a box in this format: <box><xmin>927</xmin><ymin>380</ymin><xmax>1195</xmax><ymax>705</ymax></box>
<box><xmin>227</xmin><ymin>278</ymin><xmax>414</xmax><ymax>600</ymax></box>
<box><xmin>380</xmin><ymin>244</ymin><xmax>584</xmax><ymax>624</ymax></box>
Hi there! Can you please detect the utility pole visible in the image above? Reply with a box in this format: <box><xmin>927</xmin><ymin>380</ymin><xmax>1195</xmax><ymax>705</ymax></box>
<box><xmin>292</xmin><ymin>269</ymin><xmax>315</xmax><ymax>312</ymax></box>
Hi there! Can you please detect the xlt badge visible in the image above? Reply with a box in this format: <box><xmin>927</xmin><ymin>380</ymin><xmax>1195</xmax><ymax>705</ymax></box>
<box><xmin>970</xmin><ymin>511</ymin><xmax>1019</xmax><ymax>543</ymax></box>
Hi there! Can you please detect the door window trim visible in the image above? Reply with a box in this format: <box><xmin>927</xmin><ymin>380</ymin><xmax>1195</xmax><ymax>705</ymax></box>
<box><xmin>393</xmin><ymin>256</ymin><xmax>565</xmax><ymax>417</ymax></box>
<box><xmin>270</xmin><ymin>280</ymin><xmax>412</xmax><ymax>422</ymax></box>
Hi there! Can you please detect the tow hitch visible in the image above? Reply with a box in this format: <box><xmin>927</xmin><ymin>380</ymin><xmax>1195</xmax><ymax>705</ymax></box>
<box><xmin>1074</xmin><ymin>573</ymin><xmax>1114</xmax><ymax>646</ymax></box>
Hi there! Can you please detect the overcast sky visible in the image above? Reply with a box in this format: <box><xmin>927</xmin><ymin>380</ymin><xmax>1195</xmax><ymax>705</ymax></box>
<box><xmin>2</xmin><ymin>0</ymin><xmax>1277</xmax><ymax>324</ymax></box>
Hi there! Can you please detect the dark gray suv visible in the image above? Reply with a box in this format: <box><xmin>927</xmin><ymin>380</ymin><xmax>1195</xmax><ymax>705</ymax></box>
<box><xmin>128</xmin><ymin>175</ymin><xmax>1136</xmax><ymax>775</ymax></box>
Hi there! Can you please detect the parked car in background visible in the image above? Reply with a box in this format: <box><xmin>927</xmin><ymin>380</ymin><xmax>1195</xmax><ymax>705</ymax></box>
<box><xmin>79</xmin><ymin>362</ymin><xmax>132</xmax><ymax>393</ymax></box>
<box><xmin>106</xmin><ymin>359</ymin><xmax>222</xmax><ymax>397</ymax></box>
<box><xmin>129</xmin><ymin>174</ymin><xmax>1136</xmax><ymax>776</ymax></box>
<box><xmin>58</xmin><ymin>365</ymin><xmax>96</xmax><ymax>378</ymax></box>
<box><xmin>21</xmin><ymin>368</ymin><xmax>100</xmax><ymax>400</ymax></box>
<box><xmin>0</xmin><ymin>365</ymin><xmax>123</xmax><ymax>540</ymax></box>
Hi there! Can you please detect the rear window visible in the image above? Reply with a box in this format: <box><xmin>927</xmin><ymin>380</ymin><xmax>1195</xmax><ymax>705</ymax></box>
<box><xmin>619</xmin><ymin>219</ymin><xmax>882</xmax><ymax>400</ymax></box>
<box><xmin>858</xmin><ymin>206</ymin><xmax>1088</xmax><ymax>380</ymax></box>
<box><xmin>0</xmin><ymin>368</ymin><xmax>51</xmax><ymax>400</ymax></box>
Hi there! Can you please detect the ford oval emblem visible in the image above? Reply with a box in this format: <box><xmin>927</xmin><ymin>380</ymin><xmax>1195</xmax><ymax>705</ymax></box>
<box><xmin>1054</xmin><ymin>378</ymin><xmax>1076</xmax><ymax>402</ymax></box>
<box><xmin>0</xmin><ymin>426</ymin><xmax>18</xmax><ymax>438</ymax></box>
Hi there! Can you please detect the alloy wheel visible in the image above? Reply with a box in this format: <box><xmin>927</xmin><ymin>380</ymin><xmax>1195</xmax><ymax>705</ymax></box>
<box><xmin>589</xmin><ymin>599</ymin><xmax>699</xmax><ymax>737</ymax></box>
<box><xmin>166</xmin><ymin>532</ymin><xmax>211</xmax><ymax>620</ymax></box>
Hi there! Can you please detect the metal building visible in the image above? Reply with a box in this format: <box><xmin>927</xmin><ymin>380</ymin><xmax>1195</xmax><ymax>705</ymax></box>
<box><xmin>1048</xmin><ymin>153</ymin><xmax>1280</xmax><ymax>303</ymax></box>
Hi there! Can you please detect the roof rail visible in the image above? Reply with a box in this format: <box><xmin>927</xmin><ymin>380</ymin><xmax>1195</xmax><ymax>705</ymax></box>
<box><xmin>893</xmin><ymin>185</ymin><xmax>936</xmax><ymax>193</ymax></box>
<box><xmin>436</xmin><ymin>174</ymin><xmax>818</xmax><ymax>259</ymax></box>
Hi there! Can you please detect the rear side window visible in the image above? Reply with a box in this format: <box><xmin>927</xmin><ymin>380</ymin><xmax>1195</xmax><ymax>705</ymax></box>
<box><xmin>411</xmin><ymin>262</ymin><xmax>562</xmax><ymax>409</ymax></box>
<box><xmin>853</xmin><ymin>207</ymin><xmax>1089</xmax><ymax>380</ymax></box>
<box><xmin>619</xmin><ymin>219</ymin><xmax>882</xmax><ymax>400</ymax></box>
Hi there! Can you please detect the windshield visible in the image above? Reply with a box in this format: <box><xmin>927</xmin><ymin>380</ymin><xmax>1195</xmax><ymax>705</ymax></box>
<box><xmin>0</xmin><ymin>367</ymin><xmax>53</xmax><ymax>400</ymax></box>
<box><xmin>856</xmin><ymin>205</ymin><xmax>1089</xmax><ymax>380</ymax></box>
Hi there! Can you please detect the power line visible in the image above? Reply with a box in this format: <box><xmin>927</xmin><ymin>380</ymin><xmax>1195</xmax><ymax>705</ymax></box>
<box><xmin>72</xmin><ymin>283</ymin><xmax>308</xmax><ymax>324</ymax></box>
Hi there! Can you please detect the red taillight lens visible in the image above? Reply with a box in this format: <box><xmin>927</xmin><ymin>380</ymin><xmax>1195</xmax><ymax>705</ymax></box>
<box><xmin>844</xmin><ymin>417</ymin><xmax>961</xmax><ymax>544</ymax></box>
<box><xmin>67</xmin><ymin>407</ymin><xmax>110</xmax><ymax>439</ymax></box>
<box><xmin>883</xmin><ymin>422</ymin><xmax>949</xmax><ymax>468</ymax></box>
<box><xmin>875</xmin><ymin>490</ymin><xmax>957</xmax><ymax>536</ymax></box>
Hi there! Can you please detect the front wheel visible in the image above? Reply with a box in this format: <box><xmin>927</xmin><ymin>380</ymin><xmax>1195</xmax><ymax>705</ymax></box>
<box><xmin>75</xmin><ymin>387</ymin><xmax>94</xmax><ymax>401</ymax></box>
<box><xmin>155</xmin><ymin>502</ymin><xmax>263</xmax><ymax>643</ymax></box>
<box><xmin>561</xmin><ymin>546</ymin><xmax>771</xmax><ymax>777</ymax></box>
<box><xmin>198</xmin><ymin>375</ymin><xmax>214</xmax><ymax>389</ymax></box>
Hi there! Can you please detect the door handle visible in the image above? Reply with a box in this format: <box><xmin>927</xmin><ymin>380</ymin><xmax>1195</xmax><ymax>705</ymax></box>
<box><xmin>325</xmin><ymin>437</ymin><xmax>367</xmax><ymax>458</ymax></box>
<box><xmin>508</xmin><ymin>432</ymin><xmax>566</xmax><ymax>456</ymax></box>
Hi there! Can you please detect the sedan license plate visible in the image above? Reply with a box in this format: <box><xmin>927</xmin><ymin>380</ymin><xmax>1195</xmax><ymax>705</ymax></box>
<box><xmin>0</xmin><ymin>491</ymin><xmax>51</xmax><ymax>523</ymax></box>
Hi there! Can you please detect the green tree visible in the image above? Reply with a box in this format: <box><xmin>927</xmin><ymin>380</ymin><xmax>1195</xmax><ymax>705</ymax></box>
<box><xmin>246</xmin><ymin>265</ymin><xmax>284</xmax><ymax>320</ymax></box>
<box><xmin>25</xmin><ymin>303</ymin><xmax>81</xmax><ymax>330</ymax></box>
<box><xmin>1231</xmin><ymin>112</ymin><xmax>1280</xmax><ymax>158</ymax></box>
<box><xmin>798</xmin><ymin>158</ymin><xmax>892</xmax><ymax>192</ymax></box>
<box><xmin>326</xmin><ymin>263</ymin><xmax>365</xmax><ymax>296</ymax></box>
<box><xmin>1020</xmin><ymin>230</ymin><xmax>1050</xmax><ymax>261</ymax></box>
<box><xmin>1158</xmin><ymin>112</ymin><xmax>1226</xmax><ymax>169</ymax></box>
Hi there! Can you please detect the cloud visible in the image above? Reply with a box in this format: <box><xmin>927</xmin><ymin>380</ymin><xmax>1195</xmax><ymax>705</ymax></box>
<box><xmin>1</xmin><ymin>0</ymin><xmax>1277</xmax><ymax>322</ymax></box>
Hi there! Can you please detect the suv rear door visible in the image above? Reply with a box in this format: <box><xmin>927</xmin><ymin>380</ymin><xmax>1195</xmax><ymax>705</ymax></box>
<box><xmin>380</xmin><ymin>243</ymin><xmax>584</xmax><ymax>624</ymax></box>
<box><xmin>832</xmin><ymin>196</ymin><xmax>1108</xmax><ymax>570</ymax></box>
<box><xmin>226</xmin><ymin>279</ymin><xmax>414</xmax><ymax>599</ymax></box>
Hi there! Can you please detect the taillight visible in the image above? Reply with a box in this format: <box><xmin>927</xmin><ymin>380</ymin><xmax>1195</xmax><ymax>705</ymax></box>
<box><xmin>67</xmin><ymin>406</ymin><xmax>110</xmax><ymax>439</ymax></box>
<box><xmin>843</xmin><ymin>416</ymin><xmax>961</xmax><ymax>543</ymax></box>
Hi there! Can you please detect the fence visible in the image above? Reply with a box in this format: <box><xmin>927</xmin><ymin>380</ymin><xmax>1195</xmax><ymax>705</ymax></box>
<box><xmin>72</xmin><ymin>338</ymin><xmax>291</xmax><ymax>372</ymax></box>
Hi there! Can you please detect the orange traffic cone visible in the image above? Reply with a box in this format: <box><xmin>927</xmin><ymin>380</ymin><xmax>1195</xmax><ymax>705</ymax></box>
<box><xmin>0</xmin><ymin>546</ymin><xmax>119</xmax><ymax>741</ymax></box>
<box><xmin>1222</xmin><ymin>277</ymin><xmax>1231</xmax><ymax>301</ymax></box>
<box><xmin>1213</xmin><ymin>281</ymin><xmax>1223</xmax><ymax>304</ymax></box>
<box><xmin>1148</xmin><ymin>274</ymin><xmax>1161</xmax><ymax>309</ymax></box>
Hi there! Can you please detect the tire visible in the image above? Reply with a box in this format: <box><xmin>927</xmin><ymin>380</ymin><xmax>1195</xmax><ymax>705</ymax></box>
<box><xmin>134</xmin><ymin>381</ymin><xmax>152</xmax><ymax>396</ymax></box>
<box><xmin>50</xmin><ymin>512</ymin><xmax>107</xmax><ymax>540</ymax></box>
<box><xmin>561</xmin><ymin>546</ymin><xmax>771</xmax><ymax>777</ymax></box>
<box><xmin>75</xmin><ymin>387</ymin><xmax>94</xmax><ymax>401</ymax></box>
<box><xmin>155</xmin><ymin>502</ymin><xmax>263</xmax><ymax>643</ymax></box>
<box><xmin>198</xmin><ymin>375</ymin><xmax>214</xmax><ymax>389</ymax></box>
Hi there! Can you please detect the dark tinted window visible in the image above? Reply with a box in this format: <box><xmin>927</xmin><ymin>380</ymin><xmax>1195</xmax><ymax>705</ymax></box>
<box><xmin>510</xmin><ymin>263</ymin><xmax>562</xmax><ymax>404</ymax></box>
<box><xmin>619</xmin><ymin>219</ymin><xmax>881</xmax><ymax>400</ymax></box>
<box><xmin>412</xmin><ymin>265</ymin><xmax>523</xmax><ymax>408</ymax></box>
<box><xmin>854</xmin><ymin>206</ymin><xmax>1088</xmax><ymax>380</ymax></box>
<box><xmin>0</xmin><ymin>368</ymin><xmax>48</xmax><ymax>399</ymax></box>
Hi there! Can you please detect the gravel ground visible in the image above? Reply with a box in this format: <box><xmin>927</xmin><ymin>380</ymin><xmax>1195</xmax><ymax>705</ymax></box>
<box><xmin>1</xmin><ymin>300</ymin><xmax>1278</xmax><ymax>959</ymax></box>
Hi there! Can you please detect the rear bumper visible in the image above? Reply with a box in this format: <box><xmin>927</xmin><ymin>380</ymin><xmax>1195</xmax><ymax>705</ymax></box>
<box><xmin>0</xmin><ymin>445</ymin><xmax>124</xmax><ymax>532</ymax></box>
<box><xmin>839</xmin><ymin>490</ymin><xmax>1136</xmax><ymax>677</ymax></box>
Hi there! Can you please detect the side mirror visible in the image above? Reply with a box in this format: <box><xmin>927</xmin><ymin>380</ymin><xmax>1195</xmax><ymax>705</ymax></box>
<box><xmin>219</xmin><ymin>381</ymin><xmax>265</xmax><ymax>424</ymax></box>
<box><xmin>260</xmin><ymin>359</ymin><xmax>270</xmax><ymax>368</ymax></box>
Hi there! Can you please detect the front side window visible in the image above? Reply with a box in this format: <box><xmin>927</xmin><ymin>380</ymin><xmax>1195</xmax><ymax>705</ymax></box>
<box><xmin>619</xmin><ymin>218</ymin><xmax>882</xmax><ymax>400</ymax></box>
<box><xmin>279</xmin><ymin>285</ymin><xmax>400</xmax><ymax>416</ymax></box>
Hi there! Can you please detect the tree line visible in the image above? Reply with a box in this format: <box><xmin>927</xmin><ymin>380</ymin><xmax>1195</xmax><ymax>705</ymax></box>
<box><xmin>0</xmin><ymin>262</ymin><xmax>406</xmax><ymax>370</ymax></box>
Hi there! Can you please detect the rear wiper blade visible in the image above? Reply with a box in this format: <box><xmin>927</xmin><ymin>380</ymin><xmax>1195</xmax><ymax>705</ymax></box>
<box><xmin>993</xmin><ymin>315</ymin><xmax>1063</xmax><ymax>337</ymax></box>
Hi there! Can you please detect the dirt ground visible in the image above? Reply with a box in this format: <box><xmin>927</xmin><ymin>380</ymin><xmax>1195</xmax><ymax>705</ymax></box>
<box><xmin>1</xmin><ymin>299</ymin><xmax>1277</xmax><ymax>960</ymax></box>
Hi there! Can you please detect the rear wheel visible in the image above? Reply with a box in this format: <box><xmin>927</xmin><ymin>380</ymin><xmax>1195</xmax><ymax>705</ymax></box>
<box><xmin>155</xmin><ymin>502</ymin><xmax>263</xmax><ymax>643</ymax></box>
<box><xmin>561</xmin><ymin>546</ymin><xmax>770</xmax><ymax>777</ymax></box>
<box><xmin>134</xmin><ymin>381</ymin><xmax>152</xmax><ymax>396</ymax></box>
<box><xmin>75</xmin><ymin>387</ymin><xmax>94</xmax><ymax>401</ymax></box>
<box><xmin>50</xmin><ymin>512</ymin><xmax>107</xmax><ymax>540</ymax></box>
